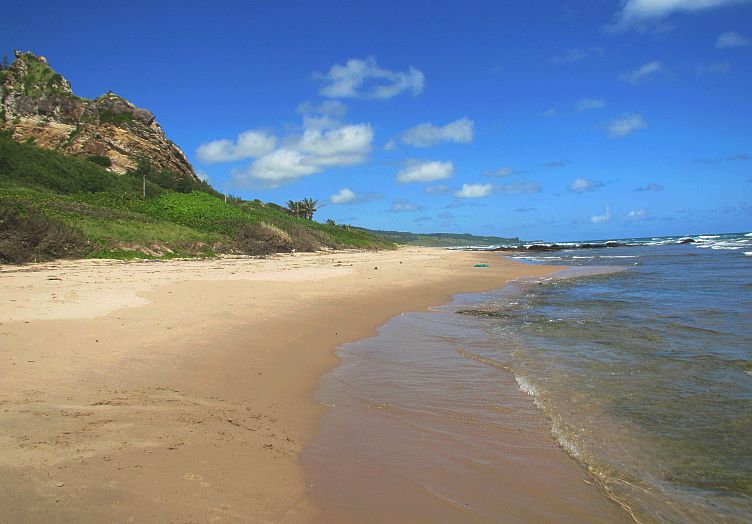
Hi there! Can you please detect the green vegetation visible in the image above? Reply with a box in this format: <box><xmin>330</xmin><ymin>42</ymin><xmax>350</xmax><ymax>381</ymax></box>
<box><xmin>357</xmin><ymin>228</ymin><xmax>520</xmax><ymax>247</ymax></box>
<box><xmin>0</xmin><ymin>134</ymin><xmax>391</xmax><ymax>263</ymax></box>
<box><xmin>10</xmin><ymin>53</ymin><xmax>73</xmax><ymax>98</ymax></box>
<box><xmin>98</xmin><ymin>109</ymin><xmax>135</xmax><ymax>126</ymax></box>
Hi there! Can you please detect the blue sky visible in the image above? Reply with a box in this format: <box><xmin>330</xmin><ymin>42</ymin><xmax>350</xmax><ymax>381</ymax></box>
<box><xmin>2</xmin><ymin>0</ymin><xmax>751</xmax><ymax>241</ymax></box>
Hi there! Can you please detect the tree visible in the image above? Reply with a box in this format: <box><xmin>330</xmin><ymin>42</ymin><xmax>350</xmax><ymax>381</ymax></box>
<box><xmin>286</xmin><ymin>200</ymin><xmax>302</xmax><ymax>217</ymax></box>
<box><xmin>0</xmin><ymin>55</ymin><xmax>9</xmax><ymax>71</ymax></box>
<box><xmin>300</xmin><ymin>198</ymin><xmax>318</xmax><ymax>220</ymax></box>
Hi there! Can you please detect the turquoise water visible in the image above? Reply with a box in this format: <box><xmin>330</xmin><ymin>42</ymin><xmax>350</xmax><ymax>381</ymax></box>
<box><xmin>466</xmin><ymin>232</ymin><xmax>752</xmax><ymax>522</ymax></box>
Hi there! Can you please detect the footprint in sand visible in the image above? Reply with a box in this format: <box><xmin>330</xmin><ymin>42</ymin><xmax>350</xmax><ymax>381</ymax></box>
<box><xmin>183</xmin><ymin>473</ymin><xmax>202</xmax><ymax>480</ymax></box>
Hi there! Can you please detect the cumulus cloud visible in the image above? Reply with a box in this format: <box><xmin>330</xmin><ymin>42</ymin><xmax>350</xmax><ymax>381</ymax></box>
<box><xmin>455</xmin><ymin>183</ymin><xmax>492</xmax><ymax>198</ymax></box>
<box><xmin>389</xmin><ymin>199</ymin><xmax>424</xmax><ymax>212</ymax></box>
<box><xmin>400</xmin><ymin>118</ymin><xmax>474</xmax><ymax>147</ymax></box>
<box><xmin>607</xmin><ymin>114</ymin><xmax>647</xmax><ymax>137</ymax></box>
<box><xmin>196</xmin><ymin>130</ymin><xmax>277</xmax><ymax>164</ymax></box>
<box><xmin>619</xmin><ymin>61</ymin><xmax>663</xmax><ymax>84</ymax></box>
<box><xmin>569</xmin><ymin>178</ymin><xmax>605</xmax><ymax>193</ymax></box>
<box><xmin>626</xmin><ymin>209</ymin><xmax>648</xmax><ymax>220</ymax></box>
<box><xmin>330</xmin><ymin>188</ymin><xmax>356</xmax><ymax>204</ymax></box>
<box><xmin>612</xmin><ymin>0</ymin><xmax>749</xmax><ymax>31</ymax></box>
<box><xmin>550</xmin><ymin>47</ymin><xmax>605</xmax><ymax>64</ymax></box>
<box><xmin>576</xmin><ymin>98</ymin><xmax>606</xmax><ymax>111</ymax></box>
<box><xmin>590</xmin><ymin>205</ymin><xmax>612</xmax><ymax>224</ymax></box>
<box><xmin>396</xmin><ymin>160</ymin><xmax>454</xmax><ymax>183</ymax></box>
<box><xmin>717</xmin><ymin>31</ymin><xmax>751</xmax><ymax>48</ymax></box>
<box><xmin>233</xmin><ymin>123</ymin><xmax>373</xmax><ymax>187</ymax></box>
<box><xmin>316</xmin><ymin>57</ymin><xmax>425</xmax><ymax>99</ymax></box>
<box><xmin>634</xmin><ymin>183</ymin><xmax>664</xmax><ymax>191</ymax></box>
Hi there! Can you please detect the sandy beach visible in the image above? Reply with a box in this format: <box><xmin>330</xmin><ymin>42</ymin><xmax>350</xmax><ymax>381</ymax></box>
<box><xmin>0</xmin><ymin>248</ymin><xmax>623</xmax><ymax>523</ymax></box>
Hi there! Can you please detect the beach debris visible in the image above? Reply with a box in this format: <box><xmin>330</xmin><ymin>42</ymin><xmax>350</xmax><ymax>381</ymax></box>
<box><xmin>54</xmin><ymin>481</ymin><xmax>64</xmax><ymax>487</ymax></box>
<box><xmin>473</xmin><ymin>263</ymin><xmax>489</xmax><ymax>267</ymax></box>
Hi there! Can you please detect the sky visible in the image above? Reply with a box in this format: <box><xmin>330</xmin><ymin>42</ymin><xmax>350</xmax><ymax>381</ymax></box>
<box><xmin>2</xmin><ymin>0</ymin><xmax>751</xmax><ymax>241</ymax></box>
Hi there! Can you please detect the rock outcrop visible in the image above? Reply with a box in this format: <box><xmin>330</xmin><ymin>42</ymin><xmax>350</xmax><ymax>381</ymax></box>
<box><xmin>0</xmin><ymin>51</ymin><xmax>198</xmax><ymax>182</ymax></box>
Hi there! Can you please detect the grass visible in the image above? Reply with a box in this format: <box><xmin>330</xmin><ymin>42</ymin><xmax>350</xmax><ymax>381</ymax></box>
<box><xmin>0</xmin><ymin>134</ymin><xmax>392</xmax><ymax>263</ymax></box>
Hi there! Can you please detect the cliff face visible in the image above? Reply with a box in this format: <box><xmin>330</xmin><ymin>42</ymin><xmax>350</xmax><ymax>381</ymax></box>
<box><xmin>0</xmin><ymin>51</ymin><xmax>197</xmax><ymax>182</ymax></box>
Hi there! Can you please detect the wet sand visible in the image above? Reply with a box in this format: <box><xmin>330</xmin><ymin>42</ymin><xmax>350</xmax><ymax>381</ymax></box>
<box><xmin>0</xmin><ymin>248</ymin><xmax>625</xmax><ymax>522</ymax></box>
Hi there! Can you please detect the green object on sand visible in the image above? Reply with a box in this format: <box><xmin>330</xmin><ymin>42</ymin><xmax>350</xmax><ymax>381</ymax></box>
<box><xmin>474</xmin><ymin>263</ymin><xmax>489</xmax><ymax>267</ymax></box>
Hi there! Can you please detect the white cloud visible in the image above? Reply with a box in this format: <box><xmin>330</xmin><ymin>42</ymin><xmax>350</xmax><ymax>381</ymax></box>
<box><xmin>235</xmin><ymin>122</ymin><xmax>374</xmax><ymax>187</ymax></box>
<box><xmin>196</xmin><ymin>170</ymin><xmax>209</xmax><ymax>182</ymax></box>
<box><xmin>396</xmin><ymin>160</ymin><xmax>454</xmax><ymax>183</ymax></box>
<box><xmin>331</xmin><ymin>188</ymin><xmax>356</xmax><ymax>204</ymax></box>
<box><xmin>576</xmin><ymin>98</ymin><xmax>606</xmax><ymax>111</ymax></box>
<box><xmin>619</xmin><ymin>61</ymin><xmax>663</xmax><ymax>84</ymax></box>
<box><xmin>400</xmin><ymin>118</ymin><xmax>474</xmax><ymax>147</ymax></box>
<box><xmin>626</xmin><ymin>209</ymin><xmax>648</xmax><ymax>220</ymax></box>
<box><xmin>316</xmin><ymin>57</ymin><xmax>425</xmax><ymax>100</ymax></box>
<box><xmin>384</xmin><ymin>139</ymin><xmax>396</xmax><ymax>151</ymax></box>
<box><xmin>196</xmin><ymin>130</ymin><xmax>277</xmax><ymax>164</ymax></box>
<box><xmin>591</xmin><ymin>205</ymin><xmax>612</xmax><ymax>224</ymax></box>
<box><xmin>455</xmin><ymin>183</ymin><xmax>492</xmax><ymax>198</ymax></box>
<box><xmin>612</xmin><ymin>0</ymin><xmax>749</xmax><ymax>30</ymax></box>
<box><xmin>543</xmin><ymin>108</ymin><xmax>558</xmax><ymax>118</ymax></box>
<box><xmin>569</xmin><ymin>178</ymin><xmax>604</xmax><ymax>193</ymax></box>
<box><xmin>608</xmin><ymin>114</ymin><xmax>647</xmax><ymax>137</ymax></box>
<box><xmin>717</xmin><ymin>31</ymin><xmax>751</xmax><ymax>48</ymax></box>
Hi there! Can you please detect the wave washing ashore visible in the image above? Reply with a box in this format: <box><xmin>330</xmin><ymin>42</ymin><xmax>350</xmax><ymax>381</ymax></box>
<box><xmin>304</xmin><ymin>232</ymin><xmax>752</xmax><ymax>523</ymax></box>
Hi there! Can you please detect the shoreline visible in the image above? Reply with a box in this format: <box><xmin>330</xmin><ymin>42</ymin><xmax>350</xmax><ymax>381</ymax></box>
<box><xmin>0</xmin><ymin>248</ymin><xmax>603</xmax><ymax>522</ymax></box>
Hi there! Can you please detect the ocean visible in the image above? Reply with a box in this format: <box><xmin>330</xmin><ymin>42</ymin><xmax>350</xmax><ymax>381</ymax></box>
<box><xmin>303</xmin><ymin>232</ymin><xmax>752</xmax><ymax>523</ymax></box>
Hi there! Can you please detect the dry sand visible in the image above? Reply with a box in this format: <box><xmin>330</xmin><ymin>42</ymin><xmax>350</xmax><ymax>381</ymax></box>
<box><xmin>0</xmin><ymin>248</ymin><xmax>591</xmax><ymax>522</ymax></box>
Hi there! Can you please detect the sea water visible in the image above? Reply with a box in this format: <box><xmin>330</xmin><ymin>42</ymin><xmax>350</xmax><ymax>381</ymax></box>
<box><xmin>304</xmin><ymin>232</ymin><xmax>752</xmax><ymax>523</ymax></box>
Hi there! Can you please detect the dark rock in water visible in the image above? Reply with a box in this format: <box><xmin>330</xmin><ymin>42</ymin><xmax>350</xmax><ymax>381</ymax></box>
<box><xmin>526</xmin><ymin>244</ymin><xmax>562</xmax><ymax>252</ymax></box>
<box><xmin>677</xmin><ymin>238</ymin><xmax>695</xmax><ymax>244</ymax></box>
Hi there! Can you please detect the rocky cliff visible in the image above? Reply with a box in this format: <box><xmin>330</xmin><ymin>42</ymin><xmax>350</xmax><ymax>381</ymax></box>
<box><xmin>0</xmin><ymin>51</ymin><xmax>197</xmax><ymax>182</ymax></box>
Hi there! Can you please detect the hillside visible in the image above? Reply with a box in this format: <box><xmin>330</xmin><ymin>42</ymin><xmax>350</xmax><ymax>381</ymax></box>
<box><xmin>0</xmin><ymin>51</ymin><xmax>197</xmax><ymax>182</ymax></box>
<box><xmin>0</xmin><ymin>134</ymin><xmax>391</xmax><ymax>263</ymax></box>
<box><xmin>357</xmin><ymin>228</ymin><xmax>520</xmax><ymax>247</ymax></box>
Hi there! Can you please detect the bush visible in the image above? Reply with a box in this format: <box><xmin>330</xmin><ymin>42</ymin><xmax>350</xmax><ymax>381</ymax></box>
<box><xmin>86</xmin><ymin>155</ymin><xmax>112</xmax><ymax>167</ymax></box>
<box><xmin>235</xmin><ymin>222</ymin><xmax>293</xmax><ymax>256</ymax></box>
<box><xmin>0</xmin><ymin>200</ymin><xmax>87</xmax><ymax>263</ymax></box>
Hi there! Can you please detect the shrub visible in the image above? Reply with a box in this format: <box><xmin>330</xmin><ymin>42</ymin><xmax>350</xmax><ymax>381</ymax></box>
<box><xmin>235</xmin><ymin>222</ymin><xmax>293</xmax><ymax>256</ymax></box>
<box><xmin>0</xmin><ymin>200</ymin><xmax>87</xmax><ymax>263</ymax></box>
<box><xmin>86</xmin><ymin>155</ymin><xmax>112</xmax><ymax>167</ymax></box>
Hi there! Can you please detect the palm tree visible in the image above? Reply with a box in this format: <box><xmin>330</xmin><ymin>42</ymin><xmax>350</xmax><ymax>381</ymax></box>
<box><xmin>300</xmin><ymin>198</ymin><xmax>319</xmax><ymax>220</ymax></box>
<box><xmin>286</xmin><ymin>200</ymin><xmax>302</xmax><ymax>217</ymax></box>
